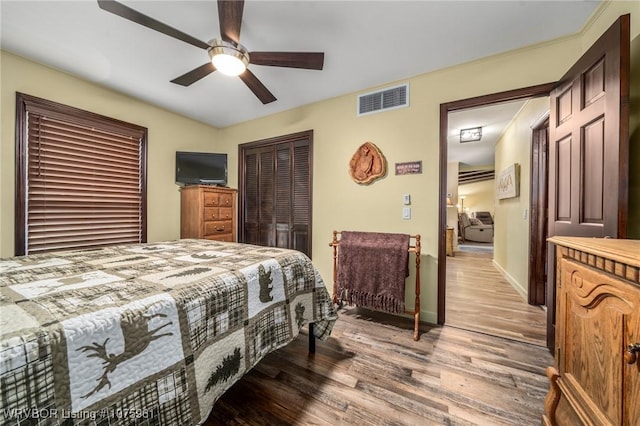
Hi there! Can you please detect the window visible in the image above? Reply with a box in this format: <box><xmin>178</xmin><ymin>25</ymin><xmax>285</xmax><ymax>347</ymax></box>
<box><xmin>15</xmin><ymin>93</ymin><xmax>147</xmax><ymax>255</ymax></box>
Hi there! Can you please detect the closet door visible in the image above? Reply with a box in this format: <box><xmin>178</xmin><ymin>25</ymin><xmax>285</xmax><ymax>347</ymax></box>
<box><xmin>290</xmin><ymin>141</ymin><xmax>311</xmax><ymax>254</ymax></box>
<box><xmin>239</xmin><ymin>131</ymin><xmax>312</xmax><ymax>257</ymax></box>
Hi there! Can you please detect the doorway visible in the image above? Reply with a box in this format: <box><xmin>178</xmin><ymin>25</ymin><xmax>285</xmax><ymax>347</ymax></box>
<box><xmin>438</xmin><ymin>10</ymin><xmax>630</xmax><ymax>348</ymax></box>
<box><xmin>437</xmin><ymin>83</ymin><xmax>555</xmax><ymax>338</ymax></box>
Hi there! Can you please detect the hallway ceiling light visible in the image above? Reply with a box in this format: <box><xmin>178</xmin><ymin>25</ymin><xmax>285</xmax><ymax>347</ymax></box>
<box><xmin>460</xmin><ymin>127</ymin><xmax>482</xmax><ymax>143</ymax></box>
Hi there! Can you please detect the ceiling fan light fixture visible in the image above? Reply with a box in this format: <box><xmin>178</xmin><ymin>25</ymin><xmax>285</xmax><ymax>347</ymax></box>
<box><xmin>209</xmin><ymin>39</ymin><xmax>249</xmax><ymax>76</ymax></box>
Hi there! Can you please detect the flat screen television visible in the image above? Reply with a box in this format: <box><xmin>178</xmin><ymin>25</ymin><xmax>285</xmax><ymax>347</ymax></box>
<box><xmin>175</xmin><ymin>151</ymin><xmax>228</xmax><ymax>186</ymax></box>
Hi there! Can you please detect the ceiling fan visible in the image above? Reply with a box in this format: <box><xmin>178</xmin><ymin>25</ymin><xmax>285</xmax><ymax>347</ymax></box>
<box><xmin>97</xmin><ymin>0</ymin><xmax>324</xmax><ymax>104</ymax></box>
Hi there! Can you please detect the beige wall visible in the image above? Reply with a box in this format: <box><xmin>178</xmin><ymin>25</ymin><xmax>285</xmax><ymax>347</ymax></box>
<box><xmin>459</xmin><ymin>179</ymin><xmax>495</xmax><ymax>218</ymax></box>
<box><xmin>0</xmin><ymin>52</ymin><xmax>222</xmax><ymax>256</ymax></box>
<box><xmin>446</xmin><ymin>162</ymin><xmax>460</xmax><ymax>246</ymax></box>
<box><xmin>218</xmin><ymin>36</ymin><xmax>584</xmax><ymax>324</ymax></box>
<box><xmin>493</xmin><ymin>98</ymin><xmax>549</xmax><ymax>298</ymax></box>
<box><xmin>217</xmin><ymin>2</ymin><xmax>639</xmax><ymax>323</ymax></box>
<box><xmin>1</xmin><ymin>1</ymin><xmax>638</xmax><ymax>324</ymax></box>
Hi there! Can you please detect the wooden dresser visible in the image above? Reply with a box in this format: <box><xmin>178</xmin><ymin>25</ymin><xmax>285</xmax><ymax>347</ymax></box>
<box><xmin>543</xmin><ymin>237</ymin><xmax>639</xmax><ymax>426</ymax></box>
<box><xmin>180</xmin><ymin>185</ymin><xmax>237</xmax><ymax>242</ymax></box>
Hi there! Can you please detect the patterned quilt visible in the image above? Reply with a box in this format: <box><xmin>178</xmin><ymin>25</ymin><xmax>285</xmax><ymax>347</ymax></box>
<box><xmin>0</xmin><ymin>239</ymin><xmax>337</xmax><ymax>425</ymax></box>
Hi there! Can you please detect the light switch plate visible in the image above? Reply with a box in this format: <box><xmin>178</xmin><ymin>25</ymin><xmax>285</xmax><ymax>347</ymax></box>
<box><xmin>403</xmin><ymin>194</ymin><xmax>411</xmax><ymax>205</ymax></box>
<box><xmin>402</xmin><ymin>207</ymin><xmax>411</xmax><ymax>219</ymax></box>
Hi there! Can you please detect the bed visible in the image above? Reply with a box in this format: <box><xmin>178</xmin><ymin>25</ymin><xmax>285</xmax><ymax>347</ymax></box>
<box><xmin>0</xmin><ymin>239</ymin><xmax>337</xmax><ymax>425</ymax></box>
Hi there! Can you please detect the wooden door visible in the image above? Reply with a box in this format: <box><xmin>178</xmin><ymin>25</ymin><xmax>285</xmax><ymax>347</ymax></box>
<box><xmin>239</xmin><ymin>131</ymin><xmax>313</xmax><ymax>257</ymax></box>
<box><xmin>547</xmin><ymin>14</ymin><xmax>630</xmax><ymax>349</ymax></box>
<box><xmin>528</xmin><ymin>117</ymin><xmax>549</xmax><ymax>306</ymax></box>
<box><xmin>243</xmin><ymin>146</ymin><xmax>275</xmax><ymax>247</ymax></box>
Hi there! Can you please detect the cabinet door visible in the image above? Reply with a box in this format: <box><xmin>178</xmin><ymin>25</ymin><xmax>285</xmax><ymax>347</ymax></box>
<box><xmin>625</xmin><ymin>301</ymin><xmax>640</xmax><ymax>425</ymax></box>
<box><xmin>557</xmin><ymin>258</ymin><xmax>638</xmax><ymax>425</ymax></box>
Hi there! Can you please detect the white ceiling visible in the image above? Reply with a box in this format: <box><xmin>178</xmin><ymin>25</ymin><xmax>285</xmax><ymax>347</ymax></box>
<box><xmin>448</xmin><ymin>99</ymin><xmax>535</xmax><ymax>167</ymax></box>
<box><xmin>3</xmin><ymin>1</ymin><xmax>595</xmax><ymax>171</ymax></box>
<box><xmin>1</xmin><ymin>0</ymin><xmax>600</xmax><ymax>133</ymax></box>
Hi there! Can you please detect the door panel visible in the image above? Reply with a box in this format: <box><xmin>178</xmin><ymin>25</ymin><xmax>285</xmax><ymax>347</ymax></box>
<box><xmin>556</xmin><ymin>136</ymin><xmax>572</xmax><ymax>221</ymax></box>
<box><xmin>276</xmin><ymin>145</ymin><xmax>292</xmax><ymax>248</ymax></box>
<box><xmin>583</xmin><ymin>118</ymin><xmax>605</xmax><ymax>223</ymax></box>
<box><xmin>528</xmin><ymin>118</ymin><xmax>549</xmax><ymax>306</ymax></box>
<box><xmin>559</xmin><ymin>258</ymin><xmax>631</xmax><ymax>425</ymax></box>
<box><xmin>293</xmin><ymin>143</ymin><xmax>311</xmax><ymax>228</ymax></box>
<box><xmin>546</xmin><ymin>13</ymin><xmax>630</xmax><ymax>351</ymax></box>
<box><xmin>259</xmin><ymin>150</ymin><xmax>275</xmax><ymax>246</ymax></box>
<box><xmin>548</xmin><ymin>14</ymin><xmax>629</xmax><ymax>239</ymax></box>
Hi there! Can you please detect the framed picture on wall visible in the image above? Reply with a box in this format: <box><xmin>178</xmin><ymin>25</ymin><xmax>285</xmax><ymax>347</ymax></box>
<box><xmin>496</xmin><ymin>163</ymin><xmax>520</xmax><ymax>199</ymax></box>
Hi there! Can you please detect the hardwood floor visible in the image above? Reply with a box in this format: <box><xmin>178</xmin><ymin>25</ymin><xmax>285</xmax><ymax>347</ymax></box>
<box><xmin>446</xmin><ymin>249</ymin><xmax>547</xmax><ymax>347</ymax></box>
<box><xmin>205</xmin><ymin>307</ymin><xmax>554</xmax><ymax>425</ymax></box>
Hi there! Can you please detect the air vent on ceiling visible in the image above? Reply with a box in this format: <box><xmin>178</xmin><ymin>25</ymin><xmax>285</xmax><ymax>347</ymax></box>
<box><xmin>358</xmin><ymin>83</ymin><xmax>409</xmax><ymax>116</ymax></box>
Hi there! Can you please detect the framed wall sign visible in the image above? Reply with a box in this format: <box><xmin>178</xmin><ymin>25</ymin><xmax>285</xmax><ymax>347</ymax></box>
<box><xmin>496</xmin><ymin>163</ymin><xmax>520</xmax><ymax>199</ymax></box>
<box><xmin>395</xmin><ymin>161</ymin><xmax>422</xmax><ymax>175</ymax></box>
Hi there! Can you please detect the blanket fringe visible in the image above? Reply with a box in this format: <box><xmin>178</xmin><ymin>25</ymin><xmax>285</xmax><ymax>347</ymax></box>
<box><xmin>342</xmin><ymin>289</ymin><xmax>404</xmax><ymax>314</ymax></box>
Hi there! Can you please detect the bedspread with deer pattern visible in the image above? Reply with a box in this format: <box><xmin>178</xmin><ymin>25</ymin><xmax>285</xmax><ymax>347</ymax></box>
<box><xmin>0</xmin><ymin>239</ymin><xmax>337</xmax><ymax>425</ymax></box>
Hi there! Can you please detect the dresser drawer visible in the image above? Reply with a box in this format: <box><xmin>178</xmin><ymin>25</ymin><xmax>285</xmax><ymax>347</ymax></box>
<box><xmin>204</xmin><ymin>207</ymin><xmax>232</xmax><ymax>221</ymax></box>
<box><xmin>219</xmin><ymin>193</ymin><xmax>233</xmax><ymax>207</ymax></box>
<box><xmin>219</xmin><ymin>207</ymin><xmax>233</xmax><ymax>220</ymax></box>
<box><xmin>204</xmin><ymin>207</ymin><xmax>222</xmax><ymax>221</ymax></box>
<box><xmin>203</xmin><ymin>191</ymin><xmax>220</xmax><ymax>206</ymax></box>
<box><xmin>204</xmin><ymin>220</ymin><xmax>233</xmax><ymax>236</ymax></box>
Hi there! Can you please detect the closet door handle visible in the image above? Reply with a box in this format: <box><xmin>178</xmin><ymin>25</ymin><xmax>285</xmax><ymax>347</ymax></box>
<box><xmin>625</xmin><ymin>343</ymin><xmax>640</xmax><ymax>365</ymax></box>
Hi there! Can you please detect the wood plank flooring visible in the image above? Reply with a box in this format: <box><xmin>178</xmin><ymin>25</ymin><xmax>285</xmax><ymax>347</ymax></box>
<box><xmin>205</xmin><ymin>307</ymin><xmax>554</xmax><ymax>425</ymax></box>
<box><xmin>446</xmin><ymin>250</ymin><xmax>547</xmax><ymax>347</ymax></box>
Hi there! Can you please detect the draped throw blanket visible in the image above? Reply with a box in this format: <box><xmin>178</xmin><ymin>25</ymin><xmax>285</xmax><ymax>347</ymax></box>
<box><xmin>336</xmin><ymin>231</ymin><xmax>410</xmax><ymax>314</ymax></box>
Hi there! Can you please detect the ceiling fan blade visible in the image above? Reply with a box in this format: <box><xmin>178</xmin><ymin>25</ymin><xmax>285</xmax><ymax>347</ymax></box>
<box><xmin>97</xmin><ymin>0</ymin><xmax>210</xmax><ymax>50</ymax></box>
<box><xmin>238</xmin><ymin>69</ymin><xmax>276</xmax><ymax>104</ymax></box>
<box><xmin>249</xmin><ymin>52</ymin><xmax>324</xmax><ymax>70</ymax></box>
<box><xmin>171</xmin><ymin>63</ymin><xmax>216</xmax><ymax>86</ymax></box>
<box><xmin>218</xmin><ymin>0</ymin><xmax>244</xmax><ymax>45</ymax></box>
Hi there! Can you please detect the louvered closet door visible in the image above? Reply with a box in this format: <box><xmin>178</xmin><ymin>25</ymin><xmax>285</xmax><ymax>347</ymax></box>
<box><xmin>290</xmin><ymin>141</ymin><xmax>311</xmax><ymax>254</ymax></box>
<box><xmin>240</xmin><ymin>131</ymin><xmax>312</xmax><ymax>257</ymax></box>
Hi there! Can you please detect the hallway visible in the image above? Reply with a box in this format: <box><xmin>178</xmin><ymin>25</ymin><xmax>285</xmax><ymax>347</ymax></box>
<box><xmin>445</xmin><ymin>250</ymin><xmax>547</xmax><ymax>347</ymax></box>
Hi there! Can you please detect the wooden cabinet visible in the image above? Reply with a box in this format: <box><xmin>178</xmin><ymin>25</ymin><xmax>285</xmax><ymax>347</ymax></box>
<box><xmin>180</xmin><ymin>185</ymin><xmax>237</xmax><ymax>242</ymax></box>
<box><xmin>544</xmin><ymin>237</ymin><xmax>640</xmax><ymax>426</ymax></box>
<box><xmin>446</xmin><ymin>227</ymin><xmax>454</xmax><ymax>257</ymax></box>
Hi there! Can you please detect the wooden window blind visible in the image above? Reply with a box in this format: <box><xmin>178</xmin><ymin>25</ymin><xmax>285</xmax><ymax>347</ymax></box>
<box><xmin>15</xmin><ymin>93</ymin><xmax>147</xmax><ymax>255</ymax></box>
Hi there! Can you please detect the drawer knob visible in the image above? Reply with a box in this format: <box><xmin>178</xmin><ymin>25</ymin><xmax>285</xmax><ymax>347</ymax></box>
<box><xmin>626</xmin><ymin>343</ymin><xmax>640</xmax><ymax>365</ymax></box>
<box><xmin>216</xmin><ymin>226</ymin><xmax>225</xmax><ymax>232</ymax></box>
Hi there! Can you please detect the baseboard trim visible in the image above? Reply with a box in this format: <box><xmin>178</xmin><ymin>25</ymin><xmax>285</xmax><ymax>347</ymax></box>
<box><xmin>492</xmin><ymin>260</ymin><xmax>528</xmax><ymax>301</ymax></box>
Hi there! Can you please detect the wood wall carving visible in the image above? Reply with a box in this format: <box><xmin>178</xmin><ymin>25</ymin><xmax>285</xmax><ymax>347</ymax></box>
<box><xmin>349</xmin><ymin>142</ymin><xmax>386</xmax><ymax>184</ymax></box>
